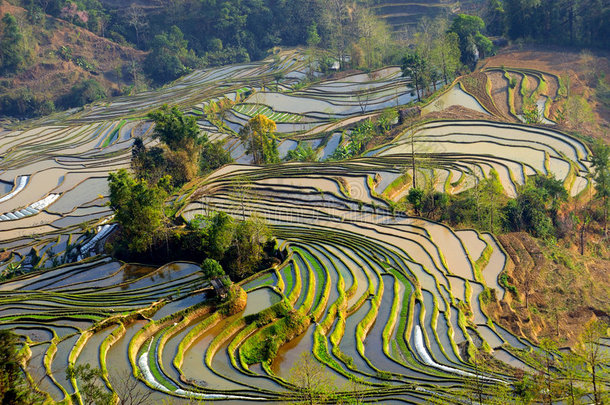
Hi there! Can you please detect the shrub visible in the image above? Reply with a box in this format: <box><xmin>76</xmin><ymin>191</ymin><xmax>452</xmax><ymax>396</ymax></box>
<box><xmin>60</xmin><ymin>79</ymin><xmax>107</xmax><ymax>108</ymax></box>
<box><xmin>201</xmin><ymin>258</ymin><xmax>224</xmax><ymax>279</ymax></box>
<box><xmin>0</xmin><ymin>89</ymin><xmax>55</xmax><ymax>119</ymax></box>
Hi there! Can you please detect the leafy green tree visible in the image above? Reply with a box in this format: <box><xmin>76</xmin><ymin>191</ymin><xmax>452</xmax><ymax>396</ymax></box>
<box><xmin>449</xmin><ymin>14</ymin><xmax>493</xmax><ymax>66</ymax></box>
<box><xmin>306</xmin><ymin>22</ymin><xmax>321</xmax><ymax>47</ymax></box>
<box><xmin>401</xmin><ymin>51</ymin><xmax>429</xmax><ymax>101</ymax></box>
<box><xmin>201</xmin><ymin>258</ymin><xmax>225</xmax><ymax>279</ymax></box>
<box><xmin>347</xmin><ymin>119</ymin><xmax>375</xmax><ymax>155</ymax></box>
<box><xmin>148</xmin><ymin>104</ymin><xmax>201</xmax><ymax>152</ymax></box>
<box><xmin>484</xmin><ymin>0</ymin><xmax>506</xmax><ymax>36</ymax></box>
<box><xmin>577</xmin><ymin>320</ymin><xmax>609</xmax><ymax>405</ymax></box>
<box><xmin>591</xmin><ymin>141</ymin><xmax>610</xmax><ymax>234</ymax></box>
<box><xmin>501</xmin><ymin>0</ymin><xmax>609</xmax><ymax>49</ymax></box>
<box><xmin>0</xmin><ymin>88</ymin><xmax>54</xmax><ymax>119</ymax></box>
<box><xmin>200</xmin><ymin>139</ymin><xmax>233</xmax><ymax>174</ymax></box>
<box><xmin>61</xmin><ymin>79</ymin><xmax>107</xmax><ymax>108</ymax></box>
<box><xmin>138</xmin><ymin>104</ymin><xmax>203</xmax><ymax>187</ymax></box>
<box><xmin>327</xmin><ymin>145</ymin><xmax>352</xmax><ymax>161</ymax></box>
<box><xmin>432</xmin><ymin>31</ymin><xmax>461</xmax><ymax>85</ymax></box>
<box><xmin>0</xmin><ymin>13</ymin><xmax>27</xmax><ymax>74</ymax></box>
<box><xmin>0</xmin><ymin>330</ymin><xmax>41</xmax><ymax>404</ymax></box>
<box><xmin>108</xmin><ymin>169</ymin><xmax>171</xmax><ymax>254</ymax></box>
<box><xmin>226</xmin><ymin>214</ymin><xmax>272</xmax><ymax>279</ymax></box>
<box><xmin>239</xmin><ymin>114</ymin><xmax>279</xmax><ymax>164</ymax></box>
<box><xmin>144</xmin><ymin>25</ymin><xmax>202</xmax><ymax>84</ymax></box>
<box><xmin>67</xmin><ymin>364</ymin><xmax>113</xmax><ymax>405</ymax></box>
<box><xmin>377</xmin><ymin>108</ymin><xmax>398</xmax><ymax>133</ymax></box>
<box><xmin>407</xmin><ymin>187</ymin><xmax>424</xmax><ymax>216</ymax></box>
<box><xmin>205</xmin><ymin>211</ymin><xmax>236</xmax><ymax>260</ymax></box>
<box><xmin>477</xmin><ymin>169</ymin><xmax>507</xmax><ymax>233</ymax></box>
<box><xmin>503</xmin><ymin>175</ymin><xmax>567</xmax><ymax>239</ymax></box>
<box><xmin>131</xmin><ymin>139</ymin><xmax>167</xmax><ymax>185</ymax></box>
<box><xmin>522</xmin><ymin>96</ymin><xmax>542</xmax><ymax>124</ymax></box>
<box><xmin>513</xmin><ymin>372</ymin><xmax>539</xmax><ymax>404</ymax></box>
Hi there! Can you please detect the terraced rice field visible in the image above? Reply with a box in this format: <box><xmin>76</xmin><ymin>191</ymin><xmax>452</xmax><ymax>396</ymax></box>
<box><xmin>479</xmin><ymin>66</ymin><xmax>561</xmax><ymax>124</ymax></box>
<box><xmin>369</xmin><ymin>0</ymin><xmax>481</xmax><ymax>31</ymax></box>
<box><xmin>0</xmin><ymin>50</ymin><xmax>595</xmax><ymax>403</ymax></box>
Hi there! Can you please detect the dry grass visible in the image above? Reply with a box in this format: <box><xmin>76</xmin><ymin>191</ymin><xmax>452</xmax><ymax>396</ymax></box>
<box><xmin>486</xmin><ymin>232</ymin><xmax>610</xmax><ymax>346</ymax></box>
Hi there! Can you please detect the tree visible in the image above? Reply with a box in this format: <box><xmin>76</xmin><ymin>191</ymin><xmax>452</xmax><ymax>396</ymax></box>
<box><xmin>306</xmin><ymin>22</ymin><xmax>321</xmax><ymax>48</ymax></box>
<box><xmin>478</xmin><ymin>169</ymin><xmax>506</xmax><ymax>233</ymax></box>
<box><xmin>200</xmin><ymin>140</ymin><xmax>233</xmax><ymax>174</ymax></box>
<box><xmin>239</xmin><ymin>114</ymin><xmax>279</xmax><ymax>164</ymax></box>
<box><xmin>0</xmin><ymin>330</ymin><xmax>42</xmax><ymax>404</ymax></box>
<box><xmin>144</xmin><ymin>26</ymin><xmax>201</xmax><ymax>84</ymax></box>
<box><xmin>449</xmin><ymin>14</ymin><xmax>493</xmax><ymax>66</ymax></box>
<box><xmin>288</xmin><ymin>352</ymin><xmax>336</xmax><ymax>405</ymax></box>
<box><xmin>432</xmin><ymin>32</ymin><xmax>461</xmax><ymax>85</ymax></box>
<box><xmin>562</xmin><ymin>95</ymin><xmax>596</xmax><ymax>129</ymax></box>
<box><xmin>347</xmin><ymin>119</ymin><xmax>375</xmax><ymax>155</ymax></box>
<box><xmin>226</xmin><ymin>214</ymin><xmax>271</xmax><ymax>279</ymax></box>
<box><xmin>484</xmin><ymin>0</ymin><xmax>506</xmax><ymax>36</ymax></box>
<box><xmin>126</xmin><ymin>5</ymin><xmax>147</xmax><ymax>47</ymax></box>
<box><xmin>108</xmin><ymin>169</ymin><xmax>170</xmax><ymax>254</ymax></box>
<box><xmin>112</xmin><ymin>369</ymin><xmax>152</xmax><ymax>405</ymax></box>
<box><xmin>354</xmin><ymin>7</ymin><xmax>391</xmax><ymax>69</ymax></box>
<box><xmin>536</xmin><ymin>338</ymin><xmax>559</xmax><ymax>404</ymax></box>
<box><xmin>496</xmin><ymin>0</ymin><xmax>609</xmax><ymax>49</ymax></box>
<box><xmin>503</xmin><ymin>175</ymin><xmax>567</xmax><ymax>239</ymax></box>
<box><xmin>148</xmin><ymin>105</ymin><xmax>201</xmax><ymax>152</ymax></box>
<box><xmin>0</xmin><ymin>13</ymin><xmax>27</xmax><ymax>74</ymax></box>
<box><xmin>591</xmin><ymin>141</ymin><xmax>610</xmax><ymax>235</ymax></box>
<box><xmin>561</xmin><ymin>351</ymin><xmax>585</xmax><ymax>405</ymax></box>
<box><xmin>145</xmin><ymin>105</ymin><xmax>204</xmax><ymax>185</ymax></box>
<box><xmin>407</xmin><ymin>187</ymin><xmax>424</xmax><ymax>216</ymax></box>
<box><xmin>201</xmin><ymin>258</ymin><xmax>225</xmax><ymax>279</ymax></box>
<box><xmin>377</xmin><ymin>108</ymin><xmax>398</xmax><ymax>133</ymax></box>
<box><xmin>401</xmin><ymin>52</ymin><xmax>428</xmax><ymax>102</ymax></box>
<box><xmin>321</xmin><ymin>0</ymin><xmax>353</xmax><ymax>67</ymax></box>
<box><xmin>61</xmin><ymin>79</ymin><xmax>107</xmax><ymax>108</ymax></box>
<box><xmin>513</xmin><ymin>372</ymin><xmax>538</xmax><ymax>404</ymax></box>
<box><xmin>205</xmin><ymin>211</ymin><xmax>236</xmax><ymax>260</ymax></box>
<box><xmin>577</xmin><ymin>320</ymin><xmax>608</xmax><ymax>405</ymax></box>
<box><xmin>67</xmin><ymin>364</ymin><xmax>113</xmax><ymax>405</ymax></box>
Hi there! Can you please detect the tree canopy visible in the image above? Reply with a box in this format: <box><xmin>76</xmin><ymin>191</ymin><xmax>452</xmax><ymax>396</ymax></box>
<box><xmin>144</xmin><ymin>26</ymin><xmax>202</xmax><ymax>84</ymax></box>
<box><xmin>108</xmin><ymin>169</ymin><xmax>171</xmax><ymax>254</ymax></box>
<box><xmin>148</xmin><ymin>104</ymin><xmax>201</xmax><ymax>152</ymax></box>
<box><xmin>0</xmin><ymin>330</ymin><xmax>42</xmax><ymax>404</ymax></box>
<box><xmin>449</xmin><ymin>14</ymin><xmax>494</xmax><ymax>66</ymax></box>
<box><xmin>239</xmin><ymin>114</ymin><xmax>279</xmax><ymax>165</ymax></box>
<box><xmin>0</xmin><ymin>13</ymin><xmax>28</xmax><ymax>75</ymax></box>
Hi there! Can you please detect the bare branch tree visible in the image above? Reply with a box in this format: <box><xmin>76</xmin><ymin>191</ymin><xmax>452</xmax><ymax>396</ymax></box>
<box><xmin>113</xmin><ymin>369</ymin><xmax>153</xmax><ymax>405</ymax></box>
<box><xmin>126</xmin><ymin>5</ymin><xmax>147</xmax><ymax>48</ymax></box>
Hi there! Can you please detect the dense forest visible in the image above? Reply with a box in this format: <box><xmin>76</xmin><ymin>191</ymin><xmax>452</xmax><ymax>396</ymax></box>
<box><xmin>486</xmin><ymin>0</ymin><xmax>610</xmax><ymax>48</ymax></box>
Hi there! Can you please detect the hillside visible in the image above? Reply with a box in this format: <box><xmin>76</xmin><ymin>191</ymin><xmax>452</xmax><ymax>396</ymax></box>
<box><xmin>486</xmin><ymin>232</ymin><xmax>610</xmax><ymax>346</ymax></box>
<box><xmin>0</xmin><ymin>2</ymin><xmax>144</xmax><ymax>120</ymax></box>
<box><xmin>479</xmin><ymin>45</ymin><xmax>610</xmax><ymax>139</ymax></box>
<box><xmin>0</xmin><ymin>42</ymin><xmax>608</xmax><ymax>404</ymax></box>
<box><xmin>370</xmin><ymin>0</ymin><xmax>483</xmax><ymax>32</ymax></box>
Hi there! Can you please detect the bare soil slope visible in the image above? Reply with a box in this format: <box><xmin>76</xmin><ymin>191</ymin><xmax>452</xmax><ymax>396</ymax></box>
<box><xmin>486</xmin><ymin>232</ymin><xmax>610</xmax><ymax>346</ymax></box>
